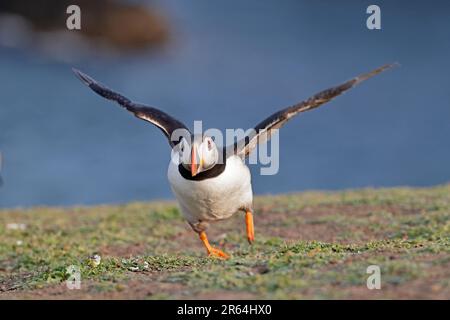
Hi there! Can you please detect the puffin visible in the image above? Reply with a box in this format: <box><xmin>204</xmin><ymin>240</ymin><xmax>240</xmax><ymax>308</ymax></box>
<box><xmin>73</xmin><ymin>64</ymin><xmax>394</xmax><ymax>259</ymax></box>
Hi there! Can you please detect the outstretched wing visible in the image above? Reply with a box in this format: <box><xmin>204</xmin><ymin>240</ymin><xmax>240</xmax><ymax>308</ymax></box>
<box><xmin>73</xmin><ymin>69</ymin><xmax>190</xmax><ymax>147</ymax></box>
<box><xmin>235</xmin><ymin>64</ymin><xmax>396</xmax><ymax>157</ymax></box>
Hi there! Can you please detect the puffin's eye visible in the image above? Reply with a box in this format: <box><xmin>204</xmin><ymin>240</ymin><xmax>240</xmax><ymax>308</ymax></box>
<box><xmin>207</xmin><ymin>139</ymin><xmax>212</xmax><ymax>150</ymax></box>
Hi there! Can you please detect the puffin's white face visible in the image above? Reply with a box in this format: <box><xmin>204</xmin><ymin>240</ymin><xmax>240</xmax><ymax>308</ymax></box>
<box><xmin>179</xmin><ymin>136</ymin><xmax>219</xmax><ymax>176</ymax></box>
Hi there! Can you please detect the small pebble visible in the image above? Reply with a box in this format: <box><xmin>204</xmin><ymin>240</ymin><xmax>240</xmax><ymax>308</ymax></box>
<box><xmin>89</xmin><ymin>254</ymin><xmax>101</xmax><ymax>267</ymax></box>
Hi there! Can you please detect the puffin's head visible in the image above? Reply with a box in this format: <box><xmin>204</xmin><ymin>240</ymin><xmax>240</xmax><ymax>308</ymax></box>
<box><xmin>179</xmin><ymin>135</ymin><xmax>219</xmax><ymax>177</ymax></box>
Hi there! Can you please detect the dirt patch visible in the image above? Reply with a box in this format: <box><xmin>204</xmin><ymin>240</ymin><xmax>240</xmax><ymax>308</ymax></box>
<box><xmin>258</xmin><ymin>203</ymin><xmax>424</xmax><ymax>242</ymax></box>
<box><xmin>99</xmin><ymin>243</ymin><xmax>148</xmax><ymax>258</ymax></box>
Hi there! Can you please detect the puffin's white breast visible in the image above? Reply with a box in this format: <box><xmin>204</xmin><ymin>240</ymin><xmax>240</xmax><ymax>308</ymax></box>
<box><xmin>167</xmin><ymin>155</ymin><xmax>253</xmax><ymax>224</ymax></box>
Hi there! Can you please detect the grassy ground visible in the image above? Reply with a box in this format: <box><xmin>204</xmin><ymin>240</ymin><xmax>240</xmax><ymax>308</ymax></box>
<box><xmin>0</xmin><ymin>185</ymin><xmax>449</xmax><ymax>299</ymax></box>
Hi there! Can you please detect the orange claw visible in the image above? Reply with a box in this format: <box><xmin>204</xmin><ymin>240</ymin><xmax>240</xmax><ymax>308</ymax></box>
<box><xmin>245</xmin><ymin>211</ymin><xmax>255</xmax><ymax>244</ymax></box>
<box><xmin>199</xmin><ymin>231</ymin><xmax>230</xmax><ymax>259</ymax></box>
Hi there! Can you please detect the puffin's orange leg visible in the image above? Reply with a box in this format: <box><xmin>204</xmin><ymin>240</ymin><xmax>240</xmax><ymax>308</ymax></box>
<box><xmin>199</xmin><ymin>231</ymin><xmax>230</xmax><ymax>259</ymax></box>
<box><xmin>245</xmin><ymin>210</ymin><xmax>255</xmax><ymax>244</ymax></box>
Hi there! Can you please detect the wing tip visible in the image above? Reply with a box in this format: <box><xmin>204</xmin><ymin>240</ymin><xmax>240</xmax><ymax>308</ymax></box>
<box><xmin>372</xmin><ymin>62</ymin><xmax>400</xmax><ymax>75</ymax></box>
<box><xmin>355</xmin><ymin>62</ymin><xmax>399</xmax><ymax>84</ymax></box>
<box><xmin>72</xmin><ymin>67</ymin><xmax>95</xmax><ymax>87</ymax></box>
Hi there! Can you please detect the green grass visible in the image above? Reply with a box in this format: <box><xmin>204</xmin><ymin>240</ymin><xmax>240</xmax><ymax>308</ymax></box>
<box><xmin>0</xmin><ymin>184</ymin><xmax>449</xmax><ymax>299</ymax></box>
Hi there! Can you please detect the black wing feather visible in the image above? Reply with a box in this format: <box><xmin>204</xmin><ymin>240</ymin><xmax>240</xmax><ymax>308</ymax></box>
<box><xmin>73</xmin><ymin>68</ymin><xmax>190</xmax><ymax>147</ymax></box>
<box><xmin>236</xmin><ymin>64</ymin><xmax>397</xmax><ymax>157</ymax></box>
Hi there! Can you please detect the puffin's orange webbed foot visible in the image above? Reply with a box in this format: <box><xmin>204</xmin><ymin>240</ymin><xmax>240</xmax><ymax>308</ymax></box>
<box><xmin>207</xmin><ymin>247</ymin><xmax>230</xmax><ymax>259</ymax></box>
<box><xmin>245</xmin><ymin>210</ymin><xmax>255</xmax><ymax>244</ymax></box>
<box><xmin>199</xmin><ymin>231</ymin><xmax>230</xmax><ymax>259</ymax></box>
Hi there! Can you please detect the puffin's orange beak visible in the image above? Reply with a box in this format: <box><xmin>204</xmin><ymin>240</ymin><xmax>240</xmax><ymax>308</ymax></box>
<box><xmin>191</xmin><ymin>145</ymin><xmax>199</xmax><ymax>177</ymax></box>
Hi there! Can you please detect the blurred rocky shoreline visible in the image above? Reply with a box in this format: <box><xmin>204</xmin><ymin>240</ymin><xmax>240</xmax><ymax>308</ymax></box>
<box><xmin>0</xmin><ymin>0</ymin><xmax>170</xmax><ymax>61</ymax></box>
